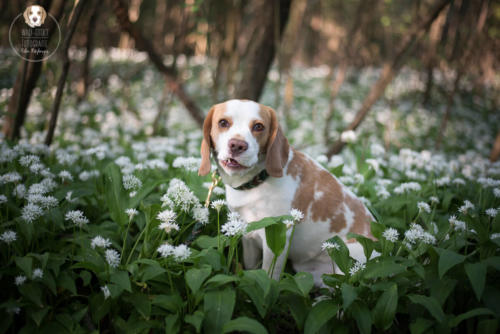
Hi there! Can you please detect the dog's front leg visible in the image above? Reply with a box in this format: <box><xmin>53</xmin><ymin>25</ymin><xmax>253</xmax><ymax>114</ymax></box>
<box><xmin>261</xmin><ymin>228</ymin><xmax>292</xmax><ymax>281</ymax></box>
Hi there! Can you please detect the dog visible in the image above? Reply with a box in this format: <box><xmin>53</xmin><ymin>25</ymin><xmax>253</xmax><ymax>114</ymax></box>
<box><xmin>198</xmin><ymin>99</ymin><xmax>374</xmax><ymax>286</ymax></box>
<box><xmin>23</xmin><ymin>5</ymin><xmax>47</xmax><ymax>28</ymax></box>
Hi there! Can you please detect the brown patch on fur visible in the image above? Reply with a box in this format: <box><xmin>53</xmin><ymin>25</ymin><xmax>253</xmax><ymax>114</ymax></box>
<box><xmin>288</xmin><ymin>150</ymin><xmax>347</xmax><ymax>232</ymax></box>
<box><xmin>345</xmin><ymin>194</ymin><xmax>374</xmax><ymax>239</ymax></box>
<box><xmin>261</xmin><ymin>105</ymin><xmax>289</xmax><ymax>177</ymax></box>
<box><xmin>256</xmin><ymin>108</ymin><xmax>273</xmax><ymax>152</ymax></box>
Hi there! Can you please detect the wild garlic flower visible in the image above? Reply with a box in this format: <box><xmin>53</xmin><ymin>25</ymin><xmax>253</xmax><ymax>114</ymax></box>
<box><xmin>341</xmin><ymin>130</ymin><xmax>357</xmax><ymax>143</ymax></box>
<box><xmin>283</xmin><ymin>219</ymin><xmax>294</xmax><ymax>229</ymax></box>
<box><xmin>394</xmin><ymin>182</ymin><xmax>421</xmax><ymax>194</ymax></box>
<box><xmin>486</xmin><ymin>208</ymin><xmax>498</xmax><ymax>218</ymax></box>
<box><xmin>32</xmin><ymin>268</ymin><xmax>43</xmax><ymax>279</ymax></box>
<box><xmin>165</xmin><ymin>178</ymin><xmax>199</xmax><ymax>212</ymax></box>
<box><xmin>321</xmin><ymin>241</ymin><xmax>340</xmax><ymax>251</ymax></box>
<box><xmin>65</xmin><ymin>191</ymin><xmax>77</xmax><ymax>203</ymax></box>
<box><xmin>404</xmin><ymin>223</ymin><xmax>435</xmax><ymax>245</ymax></box>
<box><xmin>65</xmin><ymin>210</ymin><xmax>89</xmax><ymax>227</ymax></box>
<box><xmin>159</xmin><ymin>222</ymin><xmax>180</xmax><ymax>233</ymax></box>
<box><xmin>429</xmin><ymin>196</ymin><xmax>439</xmax><ymax>204</ymax></box>
<box><xmin>221</xmin><ymin>212</ymin><xmax>247</xmax><ymax>236</ymax></box>
<box><xmin>105</xmin><ymin>249</ymin><xmax>121</xmax><ymax>268</ymax></box>
<box><xmin>15</xmin><ymin>275</ymin><xmax>27</xmax><ymax>286</ymax></box>
<box><xmin>122</xmin><ymin>174</ymin><xmax>142</xmax><ymax>190</ymax></box>
<box><xmin>172</xmin><ymin>244</ymin><xmax>191</xmax><ymax>262</ymax></box>
<box><xmin>58</xmin><ymin>170</ymin><xmax>73</xmax><ymax>182</ymax></box>
<box><xmin>101</xmin><ymin>285</ymin><xmax>111</xmax><ymax>299</ymax></box>
<box><xmin>349</xmin><ymin>260</ymin><xmax>366</xmax><ymax>275</ymax></box>
<box><xmin>290</xmin><ymin>208</ymin><xmax>304</xmax><ymax>222</ymax></box>
<box><xmin>157</xmin><ymin>243</ymin><xmax>175</xmax><ymax>257</ymax></box>
<box><xmin>0</xmin><ymin>195</ymin><xmax>6</xmax><ymax>204</ymax></box>
<box><xmin>157</xmin><ymin>209</ymin><xmax>176</xmax><ymax>224</ymax></box>
<box><xmin>91</xmin><ymin>236</ymin><xmax>111</xmax><ymax>249</ymax></box>
<box><xmin>417</xmin><ymin>202</ymin><xmax>431</xmax><ymax>214</ymax></box>
<box><xmin>491</xmin><ymin>233</ymin><xmax>500</xmax><ymax>240</ymax></box>
<box><xmin>21</xmin><ymin>203</ymin><xmax>43</xmax><ymax>223</ymax></box>
<box><xmin>125</xmin><ymin>208</ymin><xmax>138</xmax><ymax>220</ymax></box>
<box><xmin>0</xmin><ymin>172</ymin><xmax>22</xmax><ymax>184</ymax></box>
<box><xmin>493</xmin><ymin>188</ymin><xmax>500</xmax><ymax>198</ymax></box>
<box><xmin>192</xmin><ymin>205</ymin><xmax>209</xmax><ymax>225</ymax></box>
<box><xmin>172</xmin><ymin>156</ymin><xmax>201</xmax><ymax>172</ymax></box>
<box><xmin>13</xmin><ymin>184</ymin><xmax>26</xmax><ymax>198</ymax></box>
<box><xmin>382</xmin><ymin>227</ymin><xmax>399</xmax><ymax>242</ymax></box>
<box><xmin>458</xmin><ymin>200</ymin><xmax>474</xmax><ymax>214</ymax></box>
<box><xmin>0</xmin><ymin>230</ymin><xmax>17</xmax><ymax>244</ymax></box>
<box><xmin>211</xmin><ymin>199</ymin><xmax>226</xmax><ymax>212</ymax></box>
<box><xmin>449</xmin><ymin>215</ymin><xmax>466</xmax><ymax>231</ymax></box>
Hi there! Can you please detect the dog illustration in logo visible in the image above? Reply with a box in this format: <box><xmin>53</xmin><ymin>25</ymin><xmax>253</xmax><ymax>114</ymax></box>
<box><xmin>23</xmin><ymin>5</ymin><xmax>47</xmax><ymax>28</ymax></box>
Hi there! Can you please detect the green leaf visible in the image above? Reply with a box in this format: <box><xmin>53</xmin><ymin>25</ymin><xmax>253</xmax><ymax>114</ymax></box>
<box><xmin>304</xmin><ymin>300</ymin><xmax>339</xmax><ymax>334</ymax></box>
<box><xmin>29</xmin><ymin>307</ymin><xmax>49</xmax><ymax>327</ymax></box>
<box><xmin>265</xmin><ymin>221</ymin><xmax>287</xmax><ymax>257</ymax></box>
<box><xmin>152</xmin><ymin>294</ymin><xmax>183</xmax><ymax>313</ymax></box>
<box><xmin>341</xmin><ymin>283</ymin><xmax>357</xmax><ymax>310</ymax></box>
<box><xmin>363</xmin><ymin>259</ymin><xmax>407</xmax><ymax>279</ymax></box>
<box><xmin>246</xmin><ymin>216</ymin><xmax>290</xmax><ymax>233</ymax></box>
<box><xmin>110</xmin><ymin>270</ymin><xmax>131</xmax><ymax>292</ymax></box>
<box><xmin>223</xmin><ymin>317</ymin><xmax>268</xmax><ymax>334</ymax></box>
<box><xmin>324</xmin><ymin>236</ymin><xmax>351</xmax><ymax>275</ymax></box>
<box><xmin>347</xmin><ymin>232</ymin><xmax>375</xmax><ymax>259</ymax></box>
<box><xmin>185</xmin><ymin>310</ymin><xmax>204</xmax><ymax>333</ymax></box>
<box><xmin>464</xmin><ymin>262</ymin><xmax>487</xmax><ymax>300</ymax></box>
<box><xmin>129</xmin><ymin>180</ymin><xmax>163</xmax><ymax>208</ymax></box>
<box><xmin>140</xmin><ymin>262</ymin><xmax>166</xmax><ymax>282</ymax></box>
<box><xmin>15</xmin><ymin>256</ymin><xmax>33</xmax><ymax>277</ymax></box>
<box><xmin>165</xmin><ymin>313</ymin><xmax>180</xmax><ymax>333</ymax></box>
<box><xmin>408</xmin><ymin>294</ymin><xmax>445</xmax><ymax>323</ymax></box>
<box><xmin>203</xmin><ymin>288</ymin><xmax>236</xmax><ymax>334</ymax></box>
<box><xmin>186</xmin><ymin>265</ymin><xmax>212</xmax><ymax>295</ymax></box>
<box><xmin>373</xmin><ymin>283</ymin><xmax>398</xmax><ymax>330</ymax></box>
<box><xmin>409</xmin><ymin>318</ymin><xmax>433</xmax><ymax>334</ymax></box>
<box><xmin>58</xmin><ymin>272</ymin><xmax>77</xmax><ymax>295</ymax></box>
<box><xmin>19</xmin><ymin>283</ymin><xmax>43</xmax><ymax>307</ymax></box>
<box><xmin>484</xmin><ymin>257</ymin><xmax>500</xmax><ymax>271</ymax></box>
<box><xmin>239</xmin><ymin>270</ymin><xmax>276</xmax><ymax>318</ymax></box>
<box><xmin>370</xmin><ymin>221</ymin><xmax>385</xmax><ymax>239</ymax></box>
<box><xmin>126</xmin><ymin>293</ymin><xmax>151</xmax><ymax>319</ymax></box>
<box><xmin>194</xmin><ymin>235</ymin><xmax>218</xmax><ymax>249</ymax></box>
<box><xmin>437</xmin><ymin>248</ymin><xmax>466</xmax><ymax>278</ymax></box>
<box><xmin>204</xmin><ymin>274</ymin><xmax>239</xmax><ymax>288</ymax></box>
<box><xmin>294</xmin><ymin>272</ymin><xmax>314</xmax><ymax>297</ymax></box>
<box><xmin>103</xmin><ymin>163</ymin><xmax>128</xmax><ymax>227</ymax></box>
<box><xmin>476</xmin><ymin>319</ymin><xmax>498</xmax><ymax>334</ymax></box>
<box><xmin>450</xmin><ymin>308</ymin><xmax>494</xmax><ymax>327</ymax></box>
<box><xmin>281</xmin><ymin>294</ymin><xmax>309</xmax><ymax>330</ymax></box>
<box><xmin>351</xmin><ymin>302</ymin><xmax>372</xmax><ymax>334</ymax></box>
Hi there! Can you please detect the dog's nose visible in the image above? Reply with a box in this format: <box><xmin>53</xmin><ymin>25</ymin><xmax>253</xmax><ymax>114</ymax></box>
<box><xmin>33</xmin><ymin>17</ymin><xmax>38</xmax><ymax>22</ymax></box>
<box><xmin>228</xmin><ymin>139</ymin><xmax>248</xmax><ymax>156</ymax></box>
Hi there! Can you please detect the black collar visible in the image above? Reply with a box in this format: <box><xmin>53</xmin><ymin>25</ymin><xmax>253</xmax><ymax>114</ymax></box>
<box><xmin>228</xmin><ymin>169</ymin><xmax>270</xmax><ymax>191</ymax></box>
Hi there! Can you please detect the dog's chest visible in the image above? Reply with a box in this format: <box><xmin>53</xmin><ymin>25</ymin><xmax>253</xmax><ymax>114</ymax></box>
<box><xmin>225</xmin><ymin>173</ymin><xmax>300</xmax><ymax>223</ymax></box>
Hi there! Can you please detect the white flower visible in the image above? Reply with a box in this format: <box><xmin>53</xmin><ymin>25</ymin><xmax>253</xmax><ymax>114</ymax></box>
<box><xmin>157</xmin><ymin>243</ymin><xmax>175</xmax><ymax>257</ymax></box>
<box><xmin>65</xmin><ymin>210</ymin><xmax>89</xmax><ymax>227</ymax></box>
<box><xmin>13</xmin><ymin>184</ymin><xmax>26</xmax><ymax>198</ymax></box>
<box><xmin>449</xmin><ymin>215</ymin><xmax>466</xmax><ymax>231</ymax></box>
<box><xmin>19</xmin><ymin>155</ymin><xmax>40</xmax><ymax>167</ymax></box>
<box><xmin>101</xmin><ymin>285</ymin><xmax>111</xmax><ymax>299</ymax></box>
<box><xmin>172</xmin><ymin>244</ymin><xmax>191</xmax><ymax>262</ymax></box>
<box><xmin>172</xmin><ymin>156</ymin><xmax>201</xmax><ymax>172</ymax></box>
<box><xmin>192</xmin><ymin>206</ymin><xmax>209</xmax><ymax>225</ymax></box>
<box><xmin>0</xmin><ymin>230</ymin><xmax>17</xmax><ymax>244</ymax></box>
<box><xmin>417</xmin><ymin>202</ymin><xmax>431</xmax><ymax>214</ymax></box>
<box><xmin>0</xmin><ymin>195</ymin><xmax>6</xmax><ymax>204</ymax></box>
<box><xmin>129</xmin><ymin>191</ymin><xmax>137</xmax><ymax>198</ymax></box>
<box><xmin>429</xmin><ymin>196</ymin><xmax>439</xmax><ymax>204</ymax></box>
<box><xmin>165</xmin><ymin>178</ymin><xmax>198</xmax><ymax>212</ymax></box>
<box><xmin>211</xmin><ymin>199</ymin><xmax>226</xmax><ymax>212</ymax></box>
<box><xmin>58</xmin><ymin>170</ymin><xmax>73</xmax><ymax>182</ymax></box>
<box><xmin>159</xmin><ymin>221</ymin><xmax>180</xmax><ymax>233</ymax></box>
<box><xmin>453</xmin><ymin>178</ymin><xmax>466</xmax><ymax>185</ymax></box>
<box><xmin>21</xmin><ymin>203</ymin><xmax>43</xmax><ymax>223</ymax></box>
<box><xmin>486</xmin><ymin>208</ymin><xmax>498</xmax><ymax>218</ymax></box>
<box><xmin>15</xmin><ymin>275</ymin><xmax>27</xmax><ymax>286</ymax></box>
<box><xmin>430</xmin><ymin>222</ymin><xmax>438</xmax><ymax>234</ymax></box>
<box><xmin>458</xmin><ymin>200</ymin><xmax>474</xmax><ymax>214</ymax></box>
<box><xmin>494</xmin><ymin>188</ymin><xmax>500</xmax><ymax>198</ymax></box>
<box><xmin>125</xmin><ymin>208</ymin><xmax>138</xmax><ymax>220</ymax></box>
<box><xmin>376</xmin><ymin>187</ymin><xmax>391</xmax><ymax>200</ymax></box>
<box><xmin>341</xmin><ymin>130</ymin><xmax>357</xmax><ymax>143</ymax></box>
<box><xmin>283</xmin><ymin>219</ymin><xmax>294</xmax><ymax>229</ymax></box>
<box><xmin>349</xmin><ymin>260</ymin><xmax>365</xmax><ymax>275</ymax></box>
<box><xmin>491</xmin><ymin>233</ymin><xmax>500</xmax><ymax>240</ymax></box>
<box><xmin>394</xmin><ymin>182</ymin><xmax>421</xmax><ymax>194</ymax></box>
<box><xmin>404</xmin><ymin>223</ymin><xmax>435</xmax><ymax>245</ymax></box>
<box><xmin>27</xmin><ymin>194</ymin><xmax>58</xmax><ymax>209</ymax></box>
<box><xmin>79</xmin><ymin>170</ymin><xmax>99</xmax><ymax>181</ymax></box>
<box><xmin>157</xmin><ymin>209</ymin><xmax>176</xmax><ymax>224</ymax></box>
<box><xmin>105</xmin><ymin>249</ymin><xmax>121</xmax><ymax>268</ymax></box>
<box><xmin>0</xmin><ymin>172</ymin><xmax>22</xmax><ymax>184</ymax></box>
<box><xmin>382</xmin><ymin>227</ymin><xmax>399</xmax><ymax>242</ymax></box>
<box><xmin>222</xmin><ymin>212</ymin><xmax>247</xmax><ymax>236</ymax></box>
<box><xmin>65</xmin><ymin>191</ymin><xmax>77</xmax><ymax>203</ymax></box>
<box><xmin>6</xmin><ymin>307</ymin><xmax>20</xmax><ymax>314</ymax></box>
<box><xmin>91</xmin><ymin>236</ymin><xmax>111</xmax><ymax>249</ymax></box>
<box><xmin>290</xmin><ymin>208</ymin><xmax>304</xmax><ymax>222</ymax></box>
<box><xmin>32</xmin><ymin>268</ymin><xmax>43</xmax><ymax>279</ymax></box>
<box><xmin>435</xmin><ymin>176</ymin><xmax>451</xmax><ymax>187</ymax></box>
<box><xmin>122</xmin><ymin>174</ymin><xmax>142</xmax><ymax>190</ymax></box>
<box><xmin>321</xmin><ymin>241</ymin><xmax>340</xmax><ymax>251</ymax></box>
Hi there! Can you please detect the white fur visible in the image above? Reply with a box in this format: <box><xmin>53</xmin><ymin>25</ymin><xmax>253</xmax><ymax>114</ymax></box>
<box><xmin>25</xmin><ymin>6</ymin><xmax>45</xmax><ymax>28</ymax></box>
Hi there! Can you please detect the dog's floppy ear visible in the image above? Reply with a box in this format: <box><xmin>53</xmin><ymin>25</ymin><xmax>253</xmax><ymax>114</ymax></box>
<box><xmin>41</xmin><ymin>7</ymin><xmax>47</xmax><ymax>23</ymax></box>
<box><xmin>265</xmin><ymin>107</ymin><xmax>289</xmax><ymax>177</ymax></box>
<box><xmin>23</xmin><ymin>7</ymin><xmax>30</xmax><ymax>25</ymax></box>
<box><xmin>198</xmin><ymin>106</ymin><xmax>215</xmax><ymax>176</ymax></box>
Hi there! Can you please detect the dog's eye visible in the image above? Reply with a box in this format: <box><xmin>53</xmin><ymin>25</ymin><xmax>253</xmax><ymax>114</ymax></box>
<box><xmin>252</xmin><ymin>123</ymin><xmax>265</xmax><ymax>132</ymax></box>
<box><xmin>218</xmin><ymin>119</ymin><xmax>229</xmax><ymax>128</ymax></box>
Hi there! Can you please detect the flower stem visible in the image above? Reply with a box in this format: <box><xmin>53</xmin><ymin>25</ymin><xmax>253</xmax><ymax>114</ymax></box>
<box><xmin>126</xmin><ymin>228</ymin><xmax>146</xmax><ymax>265</ymax></box>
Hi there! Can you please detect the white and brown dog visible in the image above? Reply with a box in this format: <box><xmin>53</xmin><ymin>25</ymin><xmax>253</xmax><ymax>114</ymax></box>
<box><xmin>23</xmin><ymin>5</ymin><xmax>47</xmax><ymax>28</ymax></box>
<box><xmin>198</xmin><ymin>99</ymin><xmax>373</xmax><ymax>286</ymax></box>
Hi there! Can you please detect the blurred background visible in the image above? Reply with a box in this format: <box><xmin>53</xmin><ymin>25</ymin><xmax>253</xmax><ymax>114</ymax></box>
<box><xmin>0</xmin><ymin>0</ymin><xmax>499</xmax><ymax>159</ymax></box>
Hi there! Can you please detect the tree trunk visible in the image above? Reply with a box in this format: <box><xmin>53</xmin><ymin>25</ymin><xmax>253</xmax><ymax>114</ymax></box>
<box><xmin>111</xmin><ymin>0</ymin><xmax>204</xmax><ymax>127</ymax></box>
<box><xmin>2</xmin><ymin>0</ymin><xmax>66</xmax><ymax>140</ymax></box>
<box><xmin>435</xmin><ymin>72</ymin><xmax>461</xmax><ymax>150</ymax></box>
<box><xmin>77</xmin><ymin>0</ymin><xmax>99</xmax><ymax>103</ymax></box>
<box><xmin>45</xmin><ymin>0</ymin><xmax>87</xmax><ymax>146</ymax></box>
<box><xmin>234</xmin><ymin>0</ymin><xmax>292</xmax><ymax>101</ymax></box>
<box><xmin>326</xmin><ymin>0</ymin><xmax>451</xmax><ymax>158</ymax></box>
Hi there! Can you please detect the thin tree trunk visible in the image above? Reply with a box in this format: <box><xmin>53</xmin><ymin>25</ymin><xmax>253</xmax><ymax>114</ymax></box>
<box><xmin>234</xmin><ymin>0</ymin><xmax>292</xmax><ymax>101</ymax></box>
<box><xmin>326</xmin><ymin>0</ymin><xmax>451</xmax><ymax>158</ymax></box>
<box><xmin>435</xmin><ymin>72</ymin><xmax>461</xmax><ymax>150</ymax></box>
<box><xmin>45</xmin><ymin>0</ymin><xmax>87</xmax><ymax>146</ymax></box>
<box><xmin>77</xmin><ymin>0</ymin><xmax>99</xmax><ymax>103</ymax></box>
<box><xmin>153</xmin><ymin>81</ymin><xmax>171</xmax><ymax>136</ymax></box>
<box><xmin>2</xmin><ymin>0</ymin><xmax>66</xmax><ymax>140</ymax></box>
<box><xmin>490</xmin><ymin>130</ymin><xmax>500</xmax><ymax>162</ymax></box>
<box><xmin>323</xmin><ymin>63</ymin><xmax>347</xmax><ymax>143</ymax></box>
<box><xmin>111</xmin><ymin>0</ymin><xmax>204</xmax><ymax>127</ymax></box>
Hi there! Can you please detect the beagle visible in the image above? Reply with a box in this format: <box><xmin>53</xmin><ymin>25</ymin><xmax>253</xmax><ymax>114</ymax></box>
<box><xmin>23</xmin><ymin>5</ymin><xmax>47</xmax><ymax>28</ymax></box>
<box><xmin>199</xmin><ymin>99</ymin><xmax>374</xmax><ymax>286</ymax></box>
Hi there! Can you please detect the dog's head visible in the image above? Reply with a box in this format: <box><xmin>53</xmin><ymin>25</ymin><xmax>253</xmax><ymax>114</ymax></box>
<box><xmin>198</xmin><ymin>99</ymin><xmax>289</xmax><ymax>179</ymax></box>
<box><xmin>23</xmin><ymin>5</ymin><xmax>47</xmax><ymax>28</ymax></box>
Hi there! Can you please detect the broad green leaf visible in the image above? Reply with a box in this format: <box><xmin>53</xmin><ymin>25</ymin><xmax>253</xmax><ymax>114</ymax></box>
<box><xmin>140</xmin><ymin>262</ymin><xmax>166</xmax><ymax>282</ymax></box>
<box><xmin>186</xmin><ymin>265</ymin><xmax>212</xmax><ymax>294</ymax></box>
<box><xmin>19</xmin><ymin>283</ymin><xmax>43</xmax><ymax>307</ymax></box>
<box><xmin>223</xmin><ymin>317</ymin><xmax>268</xmax><ymax>334</ymax></box>
<box><xmin>408</xmin><ymin>294</ymin><xmax>445</xmax><ymax>323</ymax></box>
<box><xmin>341</xmin><ymin>283</ymin><xmax>357</xmax><ymax>310</ymax></box>
<box><xmin>370</xmin><ymin>221</ymin><xmax>385</xmax><ymax>239</ymax></box>
<box><xmin>58</xmin><ymin>272</ymin><xmax>77</xmax><ymax>295</ymax></box>
<box><xmin>281</xmin><ymin>294</ymin><xmax>309</xmax><ymax>330</ymax></box>
<box><xmin>165</xmin><ymin>313</ymin><xmax>180</xmax><ymax>333</ymax></box>
<box><xmin>409</xmin><ymin>318</ymin><xmax>433</xmax><ymax>334</ymax></box>
<box><xmin>265</xmin><ymin>221</ymin><xmax>287</xmax><ymax>257</ymax></box>
<box><xmin>324</xmin><ymin>236</ymin><xmax>351</xmax><ymax>275</ymax></box>
<box><xmin>373</xmin><ymin>283</ymin><xmax>398</xmax><ymax>330</ymax></box>
<box><xmin>464</xmin><ymin>262</ymin><xmax>487</xmax><ymax>300</ymax></box>
<box><xmin>294</xmin><ymin>272</ymin><xmax>314</xmax><ymax>297</ymax></box>
<box><xmin>304</xmin><ymin>300</ymin><xmax>339</xmax><ymax>334</ymax></box>
<box><xmin>103</xmin><ymin>163</ymin><xmax>128</xmax><ymax>227</ymax></box>
<box><xmin>129</xmin><ymin>180</ymin><xmax>163</xmax><ymax>208</ymax></box>
<box><xmin>152</xmin><ymin>294</ymin><xmax>183</xmax><ymax>312</ymax></box>
<box><xmin>126</xmin><ymin>293</ymin><xmax>151</xmax><ymax>319</ymax></box>
<box><xmin>110</xmin><ymin>270</ymin><xmax>131</xmax><ymax>292</ymax></box>
<box><xmin>363</xmin><ymin>260</ymin><xmax>406</xmax><ymax>279</ymax></box>
<box><xmin>351</xmin><ymin>302</ymin><xmax>372</xmax><ymax>334</ymax></box>
<box><xmin>15</xmin><ymin>256</ymin><xmax>33</xmax><ymax>277</ymax></box>
<box><xmin>437</xmin><ymin>248</ymin><xmax>466</xmax><ymax>278</ymax></box>
<box><xmin>450</xmin><ymin>308</ymin><xmax>494</xmax><ymax>327</ymax></box>
<box><xmin>476</xmin><ymin>319</ymin><xmax>498</xmax><ymax>334</ymax></box>
<box><xmin>204</xmin><ymin>274</ymin><xmax>239</xmax><ymax>288</ymax></box>
<box><xmin>246</xmin><ymin>216</ymin><xmax>291</xmax><ymax>233</ymax></box>
<box><xmin>203</xmin><ymin>288</ymin><xmax>236</xmax><ymax>334</ymax></box>
<box><xmin>194</xmin><ymin>235</ymin><xmax>218</xmax><ymax>249</ymax></box>
<box><xmin>239</xmin><ymin>270</ymin><xmax>275</xmax><ymax>318</ymax></box>
<box><xmin>185</xmin><ymin>310</ymin><xmax>204</xmax><ymax>333</ymax></box>
<box><xmin>29</xmin><ymin>307</ymin><xmax>49</xmax><ymax>326</ymax></box>
<box><xmin>484</xmin><ymin>257</ymin><xmax>500</xmax><ymax>271</ymax></box>
<box><xmin>347</xmin><ymin>232</ymin><xmax>375</xmax><ymax>259</ymax></box>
